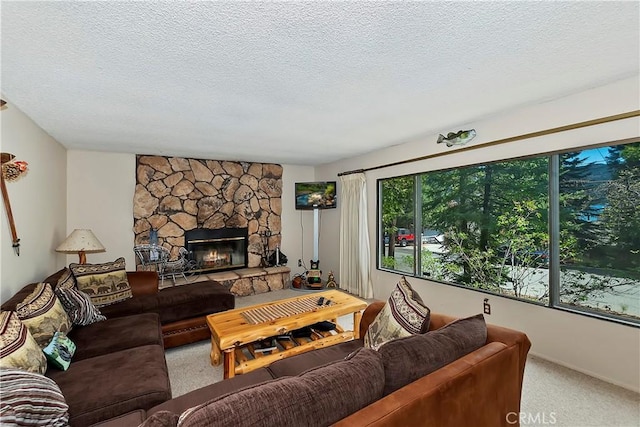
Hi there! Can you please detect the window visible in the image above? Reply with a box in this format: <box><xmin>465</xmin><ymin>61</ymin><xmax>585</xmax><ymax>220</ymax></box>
<box><xmin>378</xmin><ymin>142</ymin><xmax>640</xmax><ymax>324</ymax></box>
<box><xmin>558</xmin><ymin>146</ymin><xmax>640</xmax><ymax>319</ymax></box>
<box><xmin>379</xmin><ymin>176</ymin><xmax>414</xmax><ymax>275</ymax></box>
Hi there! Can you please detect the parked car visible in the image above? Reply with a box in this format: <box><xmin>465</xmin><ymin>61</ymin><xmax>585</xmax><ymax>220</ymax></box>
<box><xmin>395</xmin><ymin>228</ymin><xmax>415</xmax><ymax>247</ymax></box>
<box><xmin>421</xmin><ymin>229</ymin><xmax>444</xmax><ymax>245</ymax></box>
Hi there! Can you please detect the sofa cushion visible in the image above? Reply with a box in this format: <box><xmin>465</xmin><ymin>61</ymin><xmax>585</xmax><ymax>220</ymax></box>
<box><xmin>148</xmin><ymin>368</ymin><xmax>275</xmax><ymax>417</ymax></box>
<box><xmin>0</xmin><ymin>311</ymin><xmax>47</xmax><ymax>374</ymax></box>
<box><xmin>156</xmin><ymin>281</ymin><xmax>234</xmax><ymax>324</ymax></box>
<box><xmin>55</xmin><ymin>286</ymin><xmax>107</xmax><ymax>326</ymax></box>
<box><xmin>70</xmin><ymin>257</ymin><xmax>133</xmax><ymax>308</ymax></box>
<box><xmin>379</xmin><ymin>313</ymin><xmax>487</xmax><ymax>395</ymax></box>
<box><xmin>16</xmin><ymin>283</ymin><xmax>71</xmax><ymax>348</ymax></box>
<box><xmin>0</xmin><ymin>367</ymin><xmax>69</xmax><ymax>426</ymax></box>
<box><xmin>177</xmin><ymin>348</ymin><xmax>384</xmax><ymax>427</ymax></box>
<box><xmin>364</xmin><ymin>276</ymin><xmax>430</xmax><ymax>350</ymax></box>
<box><xmin>98</xmin><ymin>294</ymin><xmax>159</xmax><ymax>319</ymax></box>
<box><xmin>88</xmin><ymin>410</ymin><xmax>146</xmax><ymax>427</ymax></box>
<box><xmin>43</xmin><ymin>331</ymin><xmax>77</xmax><ymax>371</ymax></box>
<box><xmin>47</xmin><ymin>344</ymin><xmax>172</xmax><ymax>426</ymax></box>
<box><xmin>140</xmin><ymin>411</ymin><xmax>180</xmax><ymax>427</ymax></box>
<box><xmin>267</xmin><ymin>338</ymin><xmax>364</xmax><ymax>378</ymax></box>
<box><xmin>68</xmin><ymin>313</ymin><xmax>163</xmax><ymax>361</ymax></box>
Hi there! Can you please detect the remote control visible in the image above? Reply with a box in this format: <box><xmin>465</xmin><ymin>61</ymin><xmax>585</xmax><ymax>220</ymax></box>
<box><xmin>317</xmin><ymin>297</ymin><xmax>325</xmax><ymax>305</ymax></box>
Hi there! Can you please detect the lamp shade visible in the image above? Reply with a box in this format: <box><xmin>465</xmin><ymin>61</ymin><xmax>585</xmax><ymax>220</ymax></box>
<box><xmin>56</xmin><ymin>229</ymin><xmax>105</xmax><ymax>263</ymax></box>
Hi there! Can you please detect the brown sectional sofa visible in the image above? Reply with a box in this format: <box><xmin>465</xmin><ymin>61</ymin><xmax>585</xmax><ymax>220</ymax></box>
<box><xmin>1</xmin><ymin>270</ymin><xmax>234</xmax><ymax>426</ymax></box>
<box><xmin>104</xmin><ymin>300</ymin><xmax>531</xmax><ymax>427</ymax></box>
<box><xmin>43</xmin><ymin>269</ymin><xmax>235</xmax><ymax>349</ymax></box>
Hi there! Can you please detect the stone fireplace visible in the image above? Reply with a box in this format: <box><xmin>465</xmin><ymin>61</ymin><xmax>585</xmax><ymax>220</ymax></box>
<box><xmin>133</xmin><ymin>155</ymin><xmax>290</xmax><ymax>295</ymax></box>
<box><xmin>133</xmin><ymin>155</ymin><xmax>283</xmax><ymax>268</ymax></box>
<box><xmin>185</xmin><ymin>228</ymin><xmax>248</xmax><ymax>273</ymax></box>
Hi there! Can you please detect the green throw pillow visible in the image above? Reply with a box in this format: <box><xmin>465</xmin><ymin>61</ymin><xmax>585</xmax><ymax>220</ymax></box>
<box><xmin>43</xmin><ymin>332</ymin><xmax>76</xmax><ymax>371</ymax></box>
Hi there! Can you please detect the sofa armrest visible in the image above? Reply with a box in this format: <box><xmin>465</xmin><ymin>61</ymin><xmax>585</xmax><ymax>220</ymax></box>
<box><xmin>429</xmin><ymin>312</ymin><xmax>531</xmax><ymax>402</ymax></box>
<box><xmin>334</xmin><ymin>342</ymin><xmax>517</xmax><ymax>427</ymax></box>
<box><xmin>126</xmin><ymin>271</ymin><xmax>159</xmax><ymax>296</ymax></box>
<box><xmin>359</xmin><ymin>301</ymin><xmax>385</xmax><ymax>338</ymax></box>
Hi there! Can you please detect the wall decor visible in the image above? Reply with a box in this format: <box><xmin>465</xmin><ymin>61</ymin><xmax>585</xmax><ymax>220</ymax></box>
<box><xmin>1</xmin><ymin>152</ymin><xmax>29</xmax><ymax>255</ymax></box>
<box><xmin>436</xmin><ymin>129</ymin><xmax>477</xmax><ymax>147</ymax></box>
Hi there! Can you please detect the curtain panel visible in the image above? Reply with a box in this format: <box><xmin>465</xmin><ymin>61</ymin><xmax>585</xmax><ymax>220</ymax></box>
<box><xmin>339</xmin><ymin>173</ymin><xmax>373</xmax><ymax>298</ymax></box>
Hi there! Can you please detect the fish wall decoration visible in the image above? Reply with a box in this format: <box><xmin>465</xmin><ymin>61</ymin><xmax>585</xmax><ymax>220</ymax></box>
<box><xmin>437</xmin><ymin>129</ymin><xmax>477</xmax><ymax>147</ymax></box>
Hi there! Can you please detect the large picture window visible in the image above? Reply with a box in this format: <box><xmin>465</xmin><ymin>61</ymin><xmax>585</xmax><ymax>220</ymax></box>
<box><xmin>378</xmin><ymin>142</ymin><xmax>639</xmax><ymax>324</ymax></box>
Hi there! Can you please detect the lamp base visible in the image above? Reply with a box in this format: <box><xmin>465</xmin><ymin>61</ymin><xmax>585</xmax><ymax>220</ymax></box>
<box><xmin>78</xmin><ymin>251</ymin><xmax>87</xmax><ymax>264</ymax></box>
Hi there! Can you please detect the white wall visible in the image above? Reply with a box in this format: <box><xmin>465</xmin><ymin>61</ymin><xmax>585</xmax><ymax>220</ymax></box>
<box><xmin>0</xmin><ymin>101</ymin><xmax>67</xmax><ymax>302</ymax></box>
<box><xmin>316</xmin><ymin>75</ymin><xmax>640</xmax><ymax>392</ymax></box>
<box><xmin>65</xmin><ymin>150</ymin><xmax>316</xmax><ymax>275</ymax></box>
<box><xmin>66</xmin><ymin>150</ymin><xmax>136</xmax><ymax>268</ymax></box>
<box><xmin>280</xmin><ymin>165</ymin><xmax>316</xmax><ymax>277</ymax></box>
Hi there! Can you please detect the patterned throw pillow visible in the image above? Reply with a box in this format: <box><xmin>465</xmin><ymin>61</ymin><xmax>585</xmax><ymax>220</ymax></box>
<box><xmin>70</xmin><ymin>257</ymin><xmax>133</xmax><ymax>308</ymax></box>
<box><xmin>55</xmin><ymin>286</ymin><xmax>106</xmax><ymax>326</ymax></box>
<box><xmin>0</xmin><ymin>367</ymin><xmax>69</xmax><ymax>426</ymax></box>
<box><xmin>56</xmin><ymin>267</ymin><xmax>77</xmax><ymax>290</ymax></box>
<box><xmin>364</xmin><ymin>276</ymin><xmax>430</xmax><ymax>350</ymax></box>
<box><xmin>16</xmin><ymin>283</ymin><xmax>71</xmax><ymax>349</ymax></box>
<box><xmin>43</xmin><ymin>331</ymin><xmax>76</xmax><ymax>371</ymax></box>
<box><xmin>0</xmin><ymin>311</ymin><xmax>47</xmax><ymax>374</ymax></box>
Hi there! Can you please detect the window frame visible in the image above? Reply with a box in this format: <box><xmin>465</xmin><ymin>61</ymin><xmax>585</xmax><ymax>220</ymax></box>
<box><xmin>376</xmin><ymin>142</ymin><xmax>640</xmax><ymax>328</ymax></box>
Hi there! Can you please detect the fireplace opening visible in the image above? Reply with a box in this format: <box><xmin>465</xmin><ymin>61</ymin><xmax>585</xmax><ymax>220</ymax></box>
<box><xmin>185</xmin><ymin>228</ymin><xmax>248</xmax><ymax>273</ymax></box>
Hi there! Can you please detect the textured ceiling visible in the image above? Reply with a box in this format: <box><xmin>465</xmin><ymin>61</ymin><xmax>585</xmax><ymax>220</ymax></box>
<box><xmin>1</xmin><ymin>2</ymin><xmax>638</xmax><ymax>166</ymax></box>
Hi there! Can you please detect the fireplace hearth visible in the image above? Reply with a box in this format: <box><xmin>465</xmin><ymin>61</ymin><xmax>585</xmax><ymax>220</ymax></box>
<box><xmin>185</xmin><ymin>228</ymin><xmax>248</xmax><ymax>274</ymax></box>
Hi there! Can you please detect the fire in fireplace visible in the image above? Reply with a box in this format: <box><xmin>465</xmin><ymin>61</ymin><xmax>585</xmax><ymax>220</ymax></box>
<box><xmin>185</xmin><ymin>228</ymin><xmax>248</xmax><ymax>273</ymax></box>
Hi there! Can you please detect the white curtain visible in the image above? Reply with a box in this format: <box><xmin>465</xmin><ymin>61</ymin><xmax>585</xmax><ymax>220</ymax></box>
<box><xmin>339</xmin><ymin>173</ymin><xmax>373</xmax><ymax>298</ymax></box>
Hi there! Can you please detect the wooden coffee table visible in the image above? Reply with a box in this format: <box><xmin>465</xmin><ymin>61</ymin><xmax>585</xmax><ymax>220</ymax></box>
<box><xmin>206</xmin><ymin>290</ymin><xmax>367</xmax><ymax>379</ymax></box>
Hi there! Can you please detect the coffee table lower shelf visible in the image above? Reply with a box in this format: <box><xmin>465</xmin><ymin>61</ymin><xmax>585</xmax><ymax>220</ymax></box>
<box><xmin>231</xmin><ymin>329</ymin><xmax>354</xmax><ymax>376</ymax></box>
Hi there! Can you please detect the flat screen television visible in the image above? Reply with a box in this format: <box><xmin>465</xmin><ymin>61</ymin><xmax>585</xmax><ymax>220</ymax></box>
<box><xmin>295</xmin><ymin>181</ymin><xmax>337</xmax><ymax>210</ymax></box>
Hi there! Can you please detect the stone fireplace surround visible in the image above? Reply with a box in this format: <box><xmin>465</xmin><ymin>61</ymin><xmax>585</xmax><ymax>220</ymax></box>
<box><xmin>133</xmin><ymin>155</ymin><xmax>290</xmax><ymax>295</ymax></box>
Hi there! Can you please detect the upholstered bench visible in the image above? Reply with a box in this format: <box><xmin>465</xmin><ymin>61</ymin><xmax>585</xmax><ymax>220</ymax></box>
<box><xmin>156</xmin><ymin>280</ymin><xmax>235</xmax><ymax>348</ymax></box>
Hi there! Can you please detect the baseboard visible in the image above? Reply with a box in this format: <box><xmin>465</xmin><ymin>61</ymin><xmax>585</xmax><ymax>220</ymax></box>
<box><xmin>528</xmin><ymin>351</ymin><xmax>639</xmax><ymax>394</ymax></box>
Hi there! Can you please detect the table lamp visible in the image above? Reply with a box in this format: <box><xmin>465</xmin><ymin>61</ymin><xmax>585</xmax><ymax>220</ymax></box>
<box><xmin>56</xmin><ymin>229</ymin><xmax>105</xmax><ymax>264</ymax></box>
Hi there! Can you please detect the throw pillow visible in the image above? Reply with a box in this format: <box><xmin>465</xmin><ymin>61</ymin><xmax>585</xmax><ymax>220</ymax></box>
<box><xmin>177</xmin><ymin>348</ymin><xmax>385</xmax><ymax>427</ymax></box>
<box><xmin>364</xmin><ymin>276</ymin><xmax>430</xmax><ymax>350</ymax></box>
<box><xmin>379</xmin><ymin>313</ymin><xmax>487</xmax><ymax>395</ymax></box>
<box><xmin>0</xmin><ymin>367</ymin><xmax>70</xmax><ymax>426</ymax></box>
<box><xmin>15</xmin><ymin>283</ymin><xmax>71</xmax><ymax>348</ymax></box>
<box><xmin>43</xmin><ymin>331</ymin><xmax>76</xmax><ymax>371</ymax></box>
<box><xmin>56</xmin><ymin>267</ymin><xmax>76</xmax><ymax>290</ymax></box>
<box><xmin>0</xmin><ymin>311</ymin><xmax>47</xmax><ymax>374</ymax></box>
<box><xmin>55</xmin><ymin>286</ymin><xmax>106</xmax><ymax>326</ymax></box>
<box><xmin>70</xmin><ymin>257</ymin><xmax>133</xmax><ymax>308</ymax></box>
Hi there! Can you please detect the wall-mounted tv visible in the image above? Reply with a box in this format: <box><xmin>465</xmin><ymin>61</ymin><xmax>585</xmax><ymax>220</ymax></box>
<box><xmin>295</xmin><ymin>181</ymin><xmax>337</xmax><ymax>210</ymax></box>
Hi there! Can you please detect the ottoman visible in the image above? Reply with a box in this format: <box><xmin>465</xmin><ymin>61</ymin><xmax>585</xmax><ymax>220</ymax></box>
<box><xmin>158</xmin><ymin>280</ymin><xmax>235</xmax><ymax>348</ymax></box>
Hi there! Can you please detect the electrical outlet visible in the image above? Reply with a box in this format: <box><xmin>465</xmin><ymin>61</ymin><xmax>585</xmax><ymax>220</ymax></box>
<box><xmin>483</xmin><ymin>298</ymin><xmax>491</xmax><ymax>315</ymax></box>
<box><xmin>298</xmin><ymin>259</ymin><xmax>302</xmax><ymax>267</ymax></box>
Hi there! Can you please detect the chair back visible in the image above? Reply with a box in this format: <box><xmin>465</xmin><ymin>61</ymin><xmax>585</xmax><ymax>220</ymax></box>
<box><xmin>134</xmin><ymin>244</ymin><xmax>170</xmax><ymax>266</ymax></box>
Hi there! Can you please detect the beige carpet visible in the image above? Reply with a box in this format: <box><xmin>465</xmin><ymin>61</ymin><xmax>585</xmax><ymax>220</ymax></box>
<box><xmin>165</xmin><ymin>289</ymin><xmax>640</xmax><ymax>427</ymax></box>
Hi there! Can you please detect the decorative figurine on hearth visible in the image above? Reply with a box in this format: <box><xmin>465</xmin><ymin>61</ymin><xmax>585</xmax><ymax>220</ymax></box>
<box><xmin>326</xmin><ymin>271</ymin><xmax>337</xmax><ymax>288</ymax></box>
<box><xmin>306</xmin><ymin>260</ymin><xmax>322</xmax><ymax>289</ymax></box>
